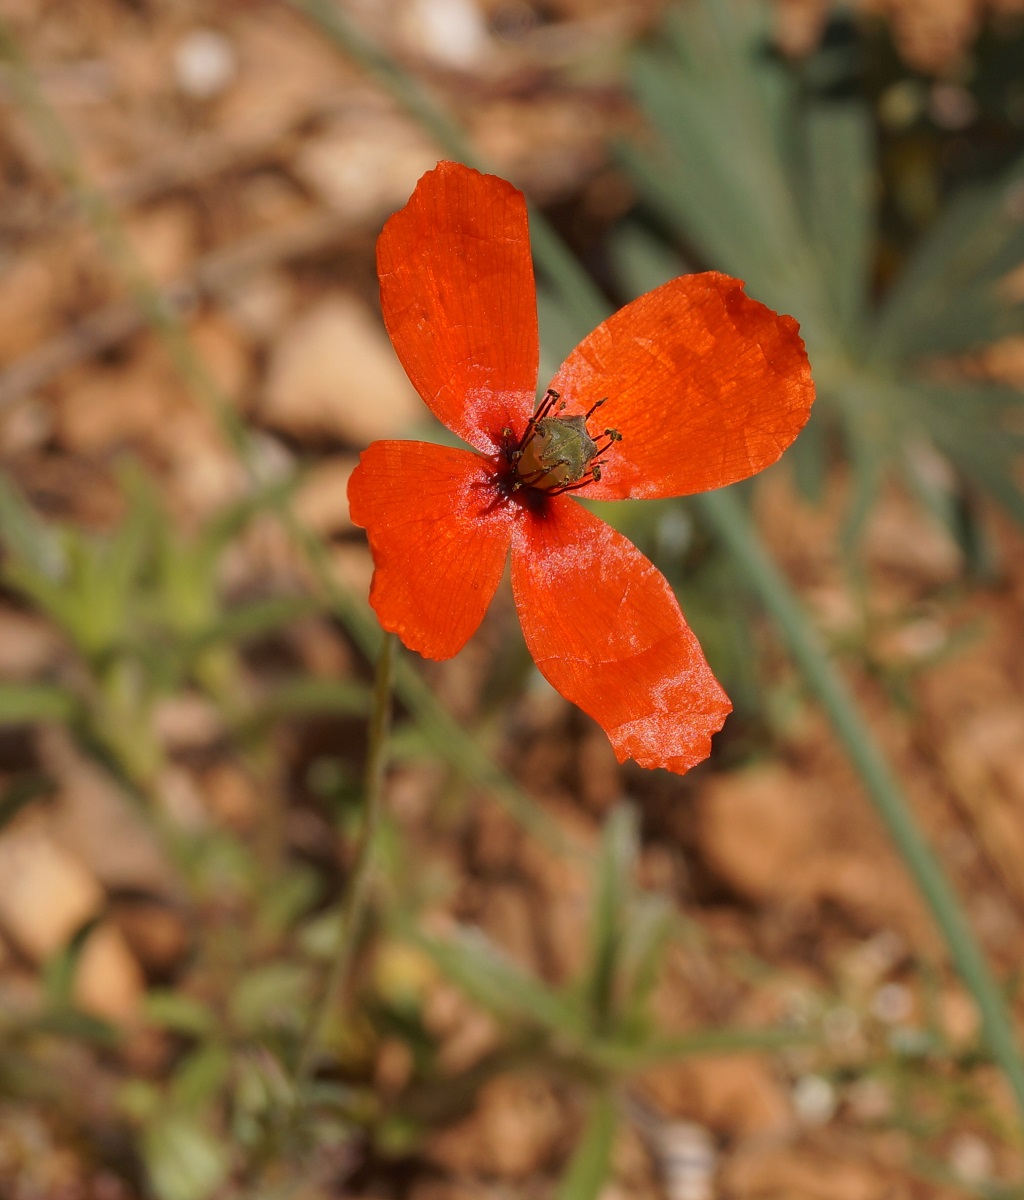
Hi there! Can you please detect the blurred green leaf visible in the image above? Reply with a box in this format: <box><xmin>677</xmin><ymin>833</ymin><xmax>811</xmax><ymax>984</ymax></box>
<box><xmin>191</xmin><ymin>595</ymin><xmax>318</xmax><ymax>651</ymax></box>
<box><xmin>169</xmin><ymin>1042</ymin><xmax>233</xmax><ymax>1112</ymax></box>
<box><xmin>608</xmin><ymin>221</ymin><xmax>685</xmax><ymax>298</ymax></box>
<box><xmin>229</xmin><ymin>962</ymin><xmax>312</xmax><ymax>1037</ymax></box>
<box><xmin>412</xmin><ymin>926</ymin><xmax>584</xmax><ymax>1039</ymax></box>
<box><xmin>621</xmin><ymin>0</ymin><xmax>1024</xmax><ymax>540</ymax></box>
<box><xmin>42</xmin><ymin>915</ymin><xmax>103</xmax><ymax>1010</ymax></box>
<box><xmin>246</xmin><ymin>677</ymin><xmax>371</xmax><ymax>729</ymax></box>
<box><xmin>617</xmin><ymin>894</ymin><xmax>676</xmax><ymax>1034</ymax></box>
<box><xmin>0</xmin><ymin>472</ymin><xmax>65</xmax><ymax>580</ymax></box>
<box><xmin>595</xmin><ymin>1025</ymin><xmax>814</xmax><ymax>1073</ymax></box>
<box><xmin>143</xmin><ymin>1115</ymin><xmax>231</xmax><ymax>1200</ymax></box>
<box><xmin>144</xmin><ymin>991</ymin><xmax>219</xmax><ymax>1039</ymax></box>
<box><xmin>872</xmin><ymin>149</ymin><xmax>1024</xmax><ymax>362</ymax></box>
<box><xmin>0</xmin><ymin>682</ymin><xmax>78</xmax><ymax>725</ymax></box>
<box><xmin>798</xmin><ymin>72</ymin><xmax>874</xmax><ymax>332</ymax></box>
<box><xmin>556</xmin><ymin>1088</ymin><xmax>617</xmax><ymax>1200</ymax></box>
<box><xmin>584</xmin><ymin>806</ymin><xmax>638</xmax><ymax>1031</ymax></box>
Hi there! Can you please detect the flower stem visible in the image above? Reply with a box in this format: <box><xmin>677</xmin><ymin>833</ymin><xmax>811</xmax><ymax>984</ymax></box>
<box><xmin>295</xmin><ymin>630</ymin><xmax>397</xmax><ymax>1088</ymax></box>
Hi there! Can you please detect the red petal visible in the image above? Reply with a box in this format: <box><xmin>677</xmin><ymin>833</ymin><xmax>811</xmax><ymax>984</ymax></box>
<box><xmin>377</xmin><ymin>162</ymin><xmax>538</xmax><ymax>454</ymax></box>
<box><xmin>348</xmin><ymin>441</ymin><xmax>514</xmax><ymax>660</ymax></box>
<box><xmin>511</xmin><ymin>497</ymin><xmax>731</xmax><ymax>774</ymax></box>
<box><xmin>547</xmin><ymin>272</ymin><xmax>815</xmax><ymax>500</ymax></box>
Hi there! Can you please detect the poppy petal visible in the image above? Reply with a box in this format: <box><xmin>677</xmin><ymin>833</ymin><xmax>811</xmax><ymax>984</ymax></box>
<box><xmin>377</xmin><ymin>161</ymin><xmax>539</xmax><ymax>455</ymax></box>
<box><xmin>547</xmin><ymin>272</ymin><xmax>815</xmax><ymax>500</ymax></box>
<box><xmin>511</xmin><ymin>497</ymin><xmax>731</xmax><ymax>774</ymax></box>
<box><xmin>348</xmin><ymin>440</ymin><xmax>514</xmax><ymax>660</ymax></box>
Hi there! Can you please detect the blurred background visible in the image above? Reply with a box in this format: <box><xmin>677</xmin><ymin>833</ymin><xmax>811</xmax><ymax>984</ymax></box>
<box><xmin>1</xmin><ymin>0</ymin><xmax>1024</xmax><ymax>1197</ymax></box>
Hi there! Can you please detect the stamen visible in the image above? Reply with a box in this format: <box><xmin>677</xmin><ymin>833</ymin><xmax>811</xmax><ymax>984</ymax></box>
<box><xmin>515</xmin><ymin>388</ymin><xmax>562</xmax><ymax>454</ymax></box>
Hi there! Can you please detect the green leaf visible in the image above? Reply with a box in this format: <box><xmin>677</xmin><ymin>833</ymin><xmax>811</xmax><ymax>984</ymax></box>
<box><xmin>144</xmin><ymin>990</ymin><xmax>219</xmax><ymax>1038</ymax></box>
<box><xmin>909</xmin><ymin>381</ymin><xmax>1024</xmax><ymax>527</ymax></box>
<box><xmin>608</xmin><ymin>221</ymin><xmax>687</xmax><ymax>297</ymax></box>
<box><xmin>42</xmin><ymin>915</ymin><xmax>103</xmax><ymax>1010</ymax></box>
<box><xmin>584</xmin><ymin>806</ymin><xmax>638</xmax><ymax>1031</ymax></box>
<box><xmin>617</xmin><ymin>894</ymin><xmax>675</xmax><ymax>1030</ymax></box>
<box><xmin>246</xmin><ymin>677</ymin><xmax>371</xmax><ymax>727</ymax></box>
<box><xmin>621</xmin><ymin>0</ymin><xmax>834</xmax><ymax>342</ymax></box>
<box><xmin>0</xmin><ymin>472</ymin><xmax>65</xmax><ymax>579</ymax></box>
<box><xmin>538</xmin><ymin>281</ymin><xmax>585</xmax><ymax>381</ymax></box>
<box><xmin>228</xmin><ymin>962</ymin><xmax>312</xmax><ymax>1037</ymax></box>
<box><xmin>190</xmin><ymin>595</ymin><xmax>319</xmax><ymax>652</ymax></box>
<box><xmin>143</xmin><ymin>1115</ymin><xmax>231</xmax><ymax>1200</ymax></box>
<box><xmin>412</xmin><ymin>926</ymin><xmax>584</xmax><ymax>1038</ymax></box>
<box><xmin>799</xmin><ymin>88</ymin><xmax>874</xmax><ymax>333</ymax></box>
<box><xmin>0</xmin><ymin>682</ymin><xmax>79</xmax><ymax>725</ymax></box>
<box><xmin>168</xmin><ymin>1042</ymin><xmax>233</xmax><ymax>1111</ymax></box>
<box><xmin>872</xmin><ymin>149</ymin><xmax>1024</xmax><ymax>361</ymax></box>
<box><xmin>556</xmin><ymin>1089</ymin><xmax>618</xmax><ymax>1200</ymax></box>
<box><xmin>595</xmin><ymin>1024</ymin><xmax>813</xmax><ymax>1073</ymax></box>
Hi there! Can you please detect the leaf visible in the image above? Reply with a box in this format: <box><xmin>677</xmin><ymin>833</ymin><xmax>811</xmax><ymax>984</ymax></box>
<box><xmin>621</xmin><ymin>0</ymin><xmax>833</xmax><ymax>337</ymax></box>
<box><xmin>909</xmin><ymin>381</ymin><xmax>1024</xmax><ymax>527</ymax></box>
<box><xmin>42</xmin><ymin>915</ymin><xmax>103</xmax><ymax>1010</ymax></box>
<box><xmin>596</xmin><ymin>1025</ymin><xmax>814</xmax><ymax>1073</ymax></box>
<box><xmin>872</xmin><ymin>148</ymin><xmax>1024</xmax><ymax>361</ymax></box>
<box><xmin>244</xmin><ymin>677</ymin><xmax>371</xmax><ymax>728</ymax></box>
<box><xmin>608</xmin><ymin>220</ymin><xmax>688</xmax><ymax>297</ymax></box>
<box><xmin>0</xmin><ymin>472</ymin><xmax>65</xmax><ymax>580</ymax></box>
<box><xmin>412</xmin><ymin>926</ymin><xmax>584</xmax><ymax>1039</ymax></box>
<box><xmin>143</xmin><ymin>1115</ymin><xmax>231</xmax><ymax>1200</ymax></box>
<box><xmin>798</xmin><ymin>73</ymin><xmax>874</xmax><ymax>332</ymax></box>
<box><xmin>144</xmin><ymin>990</ymin><xmax>219</xmax><ymax>1038</ymax></box>
<box><xmin>617</xmin><ymin>894</ymin><xmax>676</xmax><ymax>1031</ymax></box>
<box><xmin>228</xmin><ymin>962</ymin><xmax>312</xmax><ymax>1037</ymax></box>
<box><xmin>0</xmin><ymin>682</ymin><xmax>79</xmax><ymax>725</ymax></box>
<box><xmin>537</xmin><ymin>281</ymin><xmax>584</xmax><ymax>383</ymax></box>
<box><xmin>584</xmin><ymin>806</ymin><xmax>639</xmax><ymax>1030</ymax></box>
<box><xmin>190</xmin><ymin>594</ymin><xmax>319</xmax><ymax>652</ymax></box>
<box><xmin>168</xmin><ymin>1042</ymin><xmax>233</xmax><ymax>1111</ymax></box>
<box><xmin>555</xmin><ymin>1088</ymin><xmax>618</xmax><ymax>1200</ymax></box>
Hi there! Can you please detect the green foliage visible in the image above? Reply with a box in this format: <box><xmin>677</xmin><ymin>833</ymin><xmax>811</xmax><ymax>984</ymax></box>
<box><xmin>0</xmin><ymin>468</ymin><xmax>370</xmax><ymax>787</ymax></box>
<box><xmin>411</xmin><ymin>805</ymin><xmax>802</xmax><ymax>1079</ymax></box>
<box><xmin>619</xmin><ymin>0</ymin><xmax>1024</xmax><ymax>554</ymax></box>
<box><xmin>556</xmin><ymin>1089</ymin><xmax>618</xmax><ymax>1200</ymax></box>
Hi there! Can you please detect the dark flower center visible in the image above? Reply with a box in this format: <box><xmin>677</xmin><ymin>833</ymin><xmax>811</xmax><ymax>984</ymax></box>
<box><xmin>501</xmin><ymin>390</ymin><xmax>621</xmax><ymax>497</ymax></box>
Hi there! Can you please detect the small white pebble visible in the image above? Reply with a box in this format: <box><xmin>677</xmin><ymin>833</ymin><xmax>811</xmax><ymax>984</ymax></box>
<box><xmin>174</xmin><ymin>29</ymin><xmax>237</xmax><ymax>100</ymax></box>
<box><xmin>411</xmin><ymin>0</ymin><xmax>487</xmax><ymax>68</ymax></box>
<box><xmin>650</xmin><ymin>1121</ymin><xmax>715</xmax><ymax>1200</ymax></box>
<box><xmin>871</xmin><ymin>982</ymin><xmax>913</xmax><ymax>1025</ymax></box>
<box><xmin>792</xmin><ymin>1074</ymin><xmax>837</xmax><ymax>1126</ymax></box>
<box><xmin>948</xmin><ymin>1132</ymin><xmax>994</xmax><ymax>1184</ymax></box>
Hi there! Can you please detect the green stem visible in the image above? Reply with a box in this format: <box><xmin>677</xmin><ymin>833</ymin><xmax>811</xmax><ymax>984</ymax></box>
<box><xmin>287</xmin><ymin>6</ymin><xmax>1024</xmax><ymax>1116</ymax></box>
<box><xmin>295</xmin><ymin>631</ymin><xmax>396</xmax><ymax>1087</ymax></box>
<box><xmin>695</xmin><ymin>487</ymin><xmax>1024</xmax><ymax>1113</ymax></box>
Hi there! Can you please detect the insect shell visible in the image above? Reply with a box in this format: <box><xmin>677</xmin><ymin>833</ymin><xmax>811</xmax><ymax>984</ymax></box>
<box><xmin>517</xmin><ymin>414</ymin><xmax>600</xmax><ymax>487</ymax></box>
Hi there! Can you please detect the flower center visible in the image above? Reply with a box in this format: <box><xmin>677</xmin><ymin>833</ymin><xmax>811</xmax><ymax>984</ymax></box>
<box><xmin>504</xmin><ymin>390</ymin><xmax>621</xmax><ymax>495</ymax></box>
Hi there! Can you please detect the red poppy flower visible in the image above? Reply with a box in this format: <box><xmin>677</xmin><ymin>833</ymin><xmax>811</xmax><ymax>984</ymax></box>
<box><xmin>348</xmin><ymin>162</ymin><xmax>814</xmax><ymax>774</ymax></box>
